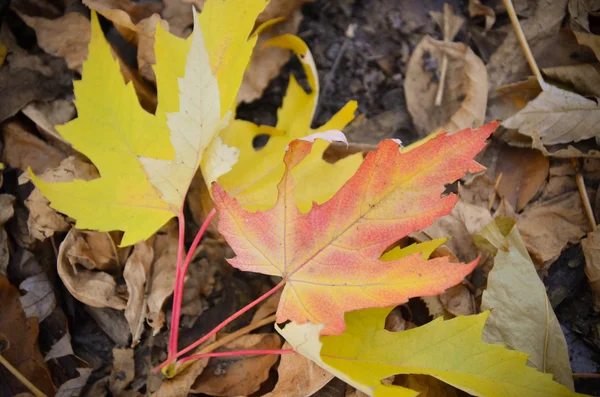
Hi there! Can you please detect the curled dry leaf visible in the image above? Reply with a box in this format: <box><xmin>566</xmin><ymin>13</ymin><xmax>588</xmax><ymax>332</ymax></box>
<box><xmin>581</xmin><ymin>230</ymin><xmax>600</xmax><ymax>311</ymax></box>
<box><xmin>543</xmin><ymin>63</ymin><xmax>600</xmax><ymax>97</ymax></box>
<box><xmin>191</xmin><ymin>333</ymin><xmax>282</xmax><ymax>396</ymax></box>
<box><xmin>574</xmin><ymin>31</ymin><xmax>600</xmax><ymax>61</ymax></box>
<box><xmin>123</xmin><ymin>239</ymin><xmax>154</xmax><ymax>345</ymax></box>
<box><xmin>57</xmin><ymin>228</ymin><xmax>128</xmax><ymax>310</ymax></box>
<box><xmin>439</xmin><ymin>284</ymin><xmax>475</xmax><ymax>317</ymax></box>
<box><xmin>22</xmin><ymin>100</ymin><xmax>77</xmax><ymax>151</ymax></box>
<box><xmin>0</xmin><ymin>275</ymin><xmax>55</xmax><ymax>396</ymax></box>
<box><xmin>263</xmin><ymin>341</ymin><xmax>334</xmax><ymax>397</ymax></box>
<box><xmin>56</xmin><ymin>368</ymin><xmax>92</xmax><ymax>397</ymax></box>
<box><xmin>1</xmin><ymin>121</ymin><xmax>66</xmax><ymax>174</ymax></box>
<box><xmin>405</xmin><ymin>36</ymin><xmax>487</xmax><ymax>137</ymax></box>
<box><xmin>568</xmin><ymin>0</ymin><xmax>600</xmax><ymax>32</ymax></box>
<box><xmin>468</xmin><ymin>0</ymin><xmax>496</xmax><ymax>30</ymax></box>
<box><xmin>19</xmin><ymin>12</ymin><xmax>90</xmax><ymax>72</ymax></box>
<box><xmin>20</xmin><ymin>156</ymin><xmax>99</xmax><ymax>241</ymax></box>
<box><xmin>476</xmin><ymin>218</ymin><xmax>574</xmax><ymax>389</ymax></box>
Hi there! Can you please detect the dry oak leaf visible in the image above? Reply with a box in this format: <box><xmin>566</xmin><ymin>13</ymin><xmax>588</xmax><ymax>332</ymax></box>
<box><xmin>218</xmin><ymin>34</ymin><xmax>361</xmax><ymax>212</ymax></box>
<box><xmin>31</xmin><ymin>0</ymin><xmax>268</xmax><ymax>246</ymax></box>
<box><xmin>214</xmin><ymin>122</ymin><xmax>498</xmax><ymax>335</ymax></box>
<box><xmin>279</xmin><ymin>307</ymin><xmax>587</xmax><ymax>397</ymax></box>
<box><xmin>476</xmin><ymin>218</ymin><xmax>575</xmax><ymax>390</ymax></box>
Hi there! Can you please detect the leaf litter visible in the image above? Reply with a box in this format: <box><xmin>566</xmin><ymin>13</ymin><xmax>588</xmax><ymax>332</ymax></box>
<box><xmin>1</xmin><ymin>0</ymin><xmax>600</xmax><ymax>395</ymax></box>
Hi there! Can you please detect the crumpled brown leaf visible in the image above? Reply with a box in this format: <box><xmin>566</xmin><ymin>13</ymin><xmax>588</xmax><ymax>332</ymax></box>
<box><xmin>22</xmin><ymin>100</ymin><xmax>76</xmax><ymax>152</ymax></box>
<box><xmin>581</xmin><ymin>229</ymin><xmax>600</xmax><ymax>311</ymax></box>
<box><xmin>543</xmin><ymin>63</ymin><xmax>600</xmax><ymax>97</ymax></box>
<box><xmin>110</xmin><ymin>348</ymin><xmax>135</xmax><ymax>395</ymax></box>
<box><xmin>19</xmin><ymin>12</ymin><xmax>91</xmax><ymax>73</ymax></box>
<box><xmin>439</xmin><ymin>284</ymin><xmax>475</xmax><ymax>317</ymax></box>
<box><xmin>191</xmin><ymin>333</ymin><xmax>281</xmax><ymax>396</ymax></box>
<box><xmin>477</xmin><ymin>217</ymin><xmax>575</xmax><ymax>390</ymax></box>
<box><xmin>19</xmin><ymin>156</ymin><xmax>99</xmax><ymax>241</ymax></box>
<box><xmin>19</xmin><ymin>272</ymin><xmax>56</xmax><ymax>322</ymax></box>
<box><xmin>0</xmin><ymin>275</ymin><xmax>55</xmax><ymax>396</ymax></box>
<box><xmin>405</xmin><ymin>36</ymin><xmax>487</xmax><ymax>137</ymax></box>
<box><xmin>575</xmin><ymin>31</ymin><xmax>600</xmax><ymax>61</ymax></box>
<box><xmin>0</xmin><ymin>23</ymin><xmax>73</xmax><ymax>123</ymax></box>
<box><xmin>264</xmin><ymin>341</ymin><xmax>334</xmax><ymax>397</ymax></box>
<box><xmin>568</xmin><ymin>0</ymin><xmax>600</xmax><ymax>32</ymax></box>
<box><xmin>123</xmin><ymin>239</ymin><xmax>153</xmax><ymax>345</ymax></box>
<box><xmin>468</xmin><ymin>0</ymin><xmax>495</xmax><ymax>30</ymax></box>
<box><xmin>57</xmin><ymin>228</ymin><xmax>129</xmax><ymax>310</ymax></box>
<box><xmin>1</xmin><ymin>121</ymin><xmax>67</xmax><ymax>174</ymax></box>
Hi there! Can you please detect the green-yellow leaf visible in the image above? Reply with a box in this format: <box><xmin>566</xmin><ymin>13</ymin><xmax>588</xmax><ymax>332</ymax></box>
<box><xmin>476</xmin><ymin>217</ymin><xmax>575</xmax><ymax>390</ymax></box>
<box><xmin>279</xmin><ymin>309</ymin><xmax>586</xmax><ymax>397</ymax></box>
<box><xmin>217</xmin><ymin>34</ymin><xmax>361</xmax><ymax>212</ymax></box>
<box><xmin>31</xmin><ymin>0</ymin><xmax>267</xmax><ymax>246</ymax></box>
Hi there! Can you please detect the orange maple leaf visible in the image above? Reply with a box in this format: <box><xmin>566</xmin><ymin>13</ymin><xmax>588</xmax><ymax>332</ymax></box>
<box><xmin>213</xmin><ymin>122</ymin><xmax>498</xmax><ymax>335</ymax></box>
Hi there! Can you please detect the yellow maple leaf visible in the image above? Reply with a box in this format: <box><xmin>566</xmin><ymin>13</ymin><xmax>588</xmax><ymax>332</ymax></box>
<box><xmin>279</xmin><ymin>309</ymin><xmax>587</xmax><ymax>397</ymax></box>
<box><xmin>217</xmin><ymin>35</ymin><xmax>362</xmax><ymax>212</ymax></box>
<box><xmin>31</xmin><ymin>1</ymin><xmax>267</xmax><ymax>246</ymax></box>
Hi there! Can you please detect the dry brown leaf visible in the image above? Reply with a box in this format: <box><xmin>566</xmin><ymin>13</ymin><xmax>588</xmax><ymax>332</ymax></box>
<box><xmin>57</xmin><ymin>228</ymin><xmax>128</xmax><ymax>310</ymax></box>
<box><xmin>346</xmin><ymin>386</ymin><xmax>370</xmax><ymax>397</ymax></box>
<box><xmin>439</xmin><ymin>284</ymin><xmax>475</xmax><ymax>317</ymax></box>
<box><xmin>405</xmin><ymin>36</ymin><xmax>487</xmax><ymax>137</ymax></box>
<box><xmin>0</xmin><ymin>228</ymin><xmax>9</xmax><ymax>276</ymax></box>
<box><xmin>0</xmin><ymin>194</ymin><xmax>15</xmax><ymax>226</ymax></box>
<box><xmin>56</xmin><ymin>368</ymin><xmax>92</xmax><ymax>397</ymax></box>
<box><xmin>19</xmin><ymin>272</ymin><xmax>56</xmax><ymax>322</ymax></box>
<box><xmin>486</xmin><ymin>0</ymin><xmax>567</xmax><ymax>90</ymax></box>
<box><xmin>123</xmin><ymin>239</ymin><xmax>153</xmax><ymax>345</ymax></box>
<box><xmin>19</xmin><ymin>12</ymin><xmax>90</xmax><ymax>73</ymax></box>
<box><xmin>44</xmin><ymin>332</ymin><xmax>74</xmax><ymax>362</ymax></box>
<box><xmin>502</xmin><ymin>84</ymin><xmax>600</xmax><ymax>146</ymax></box>
<box><xmin>22</xmin><ymin>100</ymin><xmax>76</xmax><ymax>151</ymax></box>
<box><xmin>0</xmin><ymin>24</ymin><xmax>73</xmax><ymax>122</ymax></box>
<box><xmin>110</xmin><ymin>348</ymin><xmax>135</xmax><ymax>395</ymax></box>
<box><xmin>20</xmin><ymin>156</ymin><xmax>98</xmax><ymax>241</ymax></box>
<box><xmin>581</xmin><ymin>229</ymin><xmax>600</xmax><ymax>311</ymax></box>
<box><xmin>1</xmin><ymin>121</ymin><xmax>66</xmax><ymax>174</ymax></box>
<box><xmin>486</xmin><ymin>77</ymin><xmax>543</xmax><ymax>123</ymax></box>
<box><xmin>264</xmin><ymin>341</ymin><xmax>334</xmax><ymax>397</ymax></box>
<box><xmin>85</xmin><ymin>306</ymin><xmax>130</xmax><ymax>346</ymax></box>
<box><xmin>493</xmin><ymin>145</ymin><xmax>549</xmax><ymax>212</ymax></box>
<box><xmin>191</xmin><ymin>333</ymin><xmax>281</xmax><ymax>396</ymax></box>
<box><xmin>518</xmin><ymin>191</ymin><xmax>591</xmax><ymax>266</ymax></box>
<box><xmin>568</xmin><ymin>0</ymin><xmax>600</xmax><ymax>32</ymax></box>
<box><xmin>468</xmin><ymin>0</ymin><xmax>496</xmax><ymax>30</ymax></box>
<box><xmin>251</xmin><ymin>289</ymin><xmax>282</xmax><ymax>323</ymax></box>
<box><xmin>66</xmin><ymin>230</ymin><xmax>128</xmax><ymax>271</ymax></box>
<box><xmin>0</xmin><ymin>275</ymin><xmax>55</xmax><ymax>396</ymax></box>
<box><xmin>575</xmin><ymin>31</ymin><xmax>600</xmax><ymax>60</ymax></box>
<box><xmin>543</xmin><ymin>63</ymin><xmax>600</xmax><ymax>97</ymax></box>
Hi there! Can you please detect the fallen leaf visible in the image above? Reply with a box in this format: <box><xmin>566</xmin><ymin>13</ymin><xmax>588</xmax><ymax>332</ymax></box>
<box><xmin>0</xmin><ymin>23</ymin><xmax>73</xmax><ymax>123</ymax></box>
<box><xmin>19</xmin><ymin>272</ymin><xmax>56</xmax><ymax>322</ymax></box>
<box><xmin>476</xmin><ymin>217</ymin><xmax>575</xmax><ymax>389</ymax></box>
<box><xmin>517</xmin><ymin>191</ymin><xmax>591</xmax><ymax>265</ymax></box>
<box><xmin>56</xmin><ymin>368</ymin><xmax>92</xmax><ymax>397</ymax></box>
<box><xmin>32</xmin><ymin>0</ymin><xmax>267</xmax><ymax>246</ymax></box>
<box><xmin>85</xmin><ymin>306</ymin><xmax>130</xmax><ymax>346</ymax></box>
<box><xmin>0</xmin><ymin>275</ymin><xmax>55</xmax><ymax>396</ymax></box>
<box><xmin>439</xmin><ymin>284</ymin><xmax>475</xmax><ymax>317</ymax></box>
<box><xmin>214</xmin><ymin>124</ymin><xmax>496</xmax><ymax>335</ymax></box>
<box><xmin>568</xmin><ymin>0</ymin><xmax>600</xmax><ymax>32</ymax></box>
<box><xmin>468</xmin><ymin>0</ymin><xmax>496</xmax><ymax>30</ymax></box>
<box><xmin>493</xmin><ymin>145</ymin><xmax>549</xmax><ymax>212</ymax></box>
<box><xmin>502</xmin><ymin>84</ymin><xmax>600</xmax><ymax>146</ymax></box>
<box><xmin>123</xmin><ymin>240</ymin><xmax>154</xmax><ymax>345</ymax></box>
<box><xmin>394</xmin><ymin>374</ymin><xmax>461</xmax><ymax>397</ymax></box>
<box><xmin>581</xmin><ymin>229</ymin><xmax>600</xmax><ymax>311</ymax></box>
<box><xmin>279</xmin><ymin>308</ymin><xmax>584</xmax><ymax>397</ymax></box>
<box><xmin>22</xmin><ymin>100</ymin><xmax>76</xmax><ymax>151</ymax></box>
<box><xmin>44</xmin><ymin>333</ymin><xmax>74</xmax><ymax>361</ymax></box>
<box><xmin>191</xmin><ymin>333</ymin><xmax>281</xmax><ymax>396</ymax></box>
<box><xmin>574</xmin><ymin>31</ymin><xmax>600</xmax><ymax>61</ymax></box>
<box><xmin>251</xmin><ymin>289</ymin><xmax>282</xmax><ymax>323</ymax></box>
<box><xmin>57</xmin><ymin>228</ymin><xmax>127</xmax><ymax>310</ymax></box>
<box><xmin>263</xmin><ymin>341</ymin><xmax>334</xmax><ymax>397</ymax></box>
<box><xmin>110</xmin><ymin>348</ymin><xmax>135</xmax><ymax>395</ymax></box>
<box><xmin>218</xmin><ymin>34</ymin><xmax>361</xmax><ymax>212</ymax></box>
<box><xmin>405</xmin><ymin>36</ymin><xmax>487</xmax><ymax>137</ymax></box>
<box><xmin>19</xmin><ymin>12</ymin><xmax>90</xmax><ymax>72</ymax></box>
<box><xmin>543</xmin><ymin>63</ymin><xmax>600</xmax><ymax>97</ymax></box>
<box><xmin>1</xmin><ymin>121</ymin><xmax>67</xmax><ymax>174</ymax></box>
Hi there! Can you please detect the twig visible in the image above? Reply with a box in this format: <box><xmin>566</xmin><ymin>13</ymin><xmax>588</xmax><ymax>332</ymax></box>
<box><xmin>501</xmin><ymin>0</ymin><xmax>548</xmax><ymax>90</ymax></box>
<box><xmin>488</xmin><ymin>172</ymin><xmax>503</xmax><ymax>212</ymax></box>
<box><xmin>435</xmin><ymin>4</ymin><xmax>452</xmax><ymax>106</ymax></box>
<box><xmin>573</xmin><ymin>373</ymin><xmax>600</xmax><ymax>379</ymax></box>
<box><xmin>572</xmin><ymin>159</ymin><xmax>597</xmax><ymax>231</ymax></box>
<box><xmin>0</xmin><ymin>354</ymin><xmax>47</xmax><ymax>397</ymax></box>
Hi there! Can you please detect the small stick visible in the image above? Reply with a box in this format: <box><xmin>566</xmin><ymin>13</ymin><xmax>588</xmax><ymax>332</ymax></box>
<box><xmin>502</xmin><ymin>0</ymin><xmax>547</xmax><ymax>90</ymax></box>
<box><xmin>573</xmin><ymin>373</ymin><xmax>600</xmax><ymax>379</ymax></box>
<box><xmin>488</xmin><ymin>172</ymin><xmax>503</xmax><ymax>212</ymax></box>
<box><xmin>434</xmin><ymin>3</ymin><xmax>452</xmax><ymax>106</ymax></box>
<box><xmin>0</xmin><ymin>354</ymin><xmax>47</xmax><ymax>397</ymax></box>
<box><xmin>572</xmin><ymin>159</ymin><xmax>597</xmax><ymax>231</ymax></box>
